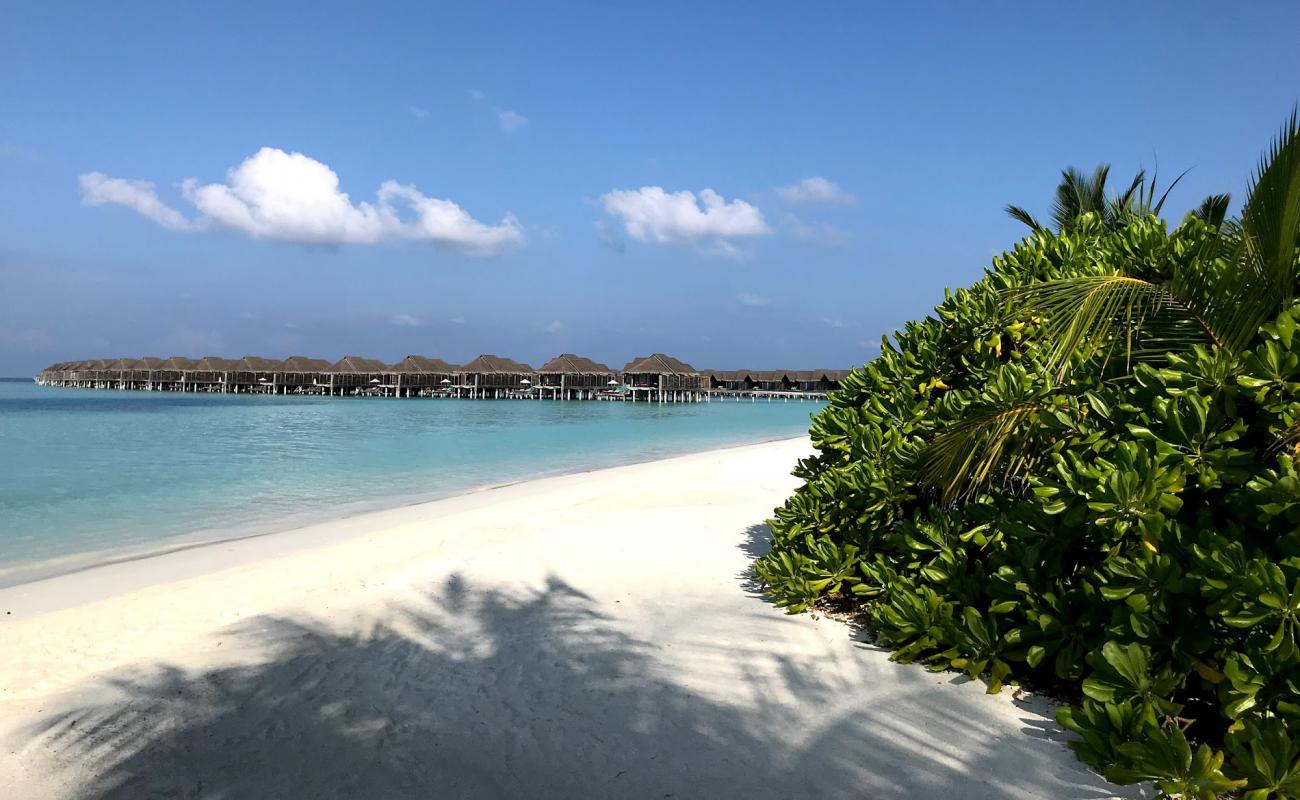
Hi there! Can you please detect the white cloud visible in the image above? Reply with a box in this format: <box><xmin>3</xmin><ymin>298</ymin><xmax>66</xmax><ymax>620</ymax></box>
<box><xmin>496</xmin><ymin>109</ymin><xmax>529</xmax><ymax>133</ymax></box>
<box><xmin>448</xmin><ymin>315</ymin><xmax>467</xmax><ymax>325</ymax></box>
<box><xmin>823</xmin><ymin>318</ymin><xmax>847</xmax><ymax>329</ymax></box>
<box><xmin>544</xmin><ymin>320</ymin><xmax>564</xmax><ymax>334</ymax></box>
<box><xmin>390</xmin><ymin>313</ymin><xmax>425</xmax><ymax>327</ymax></box>
<box><xmin>407</xmin><ymin>104</ymin><xmax>430</xmax><ymax>120</ymax></box>
<box><xmin>599</xmin><ymin>186</ymin><xmax>769</xmax><ymax>249</ymax></box>
<box><xmin>736</xmin><ymin>292</ymin><xmax>770</xmax><ymax>307</ymax></box>
<box><xmin>775</xmin><ymin>176</ymin><xmax>857</xmax><ymax>206</ymax></box>
<box><xmin>80</xmin><ymin>147</ymin><xmax>524</xmax><ymax>255</ymax></box>
<box><xmin>80</xmin><ymin>172</ymin><xmax>195</xmax><ymax>231</ymax></box>
<box><xmin>782</xmin><ymin>213</ymin><xmax>853</xmax><ymax>248</ymax></box>
<box><xmin>469</xmin><ymin>89</ymin><xmax>486</xmax><ymax>102</ymax></box>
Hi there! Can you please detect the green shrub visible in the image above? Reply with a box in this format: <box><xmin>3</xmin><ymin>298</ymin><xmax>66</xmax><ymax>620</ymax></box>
<box><xmin>756</xmin><ymin>117</ymin><xmax>1300</xmax><ymax>797</ymax></box>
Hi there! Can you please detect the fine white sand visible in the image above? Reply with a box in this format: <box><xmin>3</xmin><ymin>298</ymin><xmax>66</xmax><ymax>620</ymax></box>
<box><xmin>0</xmin><ymin>438</ymin><xmax>1136</xmax><ymax>799</ymax></box>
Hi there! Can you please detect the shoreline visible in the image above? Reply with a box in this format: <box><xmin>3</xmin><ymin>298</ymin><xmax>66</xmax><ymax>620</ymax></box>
<box><xmin>0</xmin><ymin>431</ymin><xmax>812</xmax><ymax>593</ymax></box>
<box><xmin>0</xmin><ymin>435</ymin><xmax>809</xmax><ymax>616</ymax></box>
<box><xmin>0</xmin><ymin>435</ymin><xmax>1132</xmax><ymax>799</ymax></box>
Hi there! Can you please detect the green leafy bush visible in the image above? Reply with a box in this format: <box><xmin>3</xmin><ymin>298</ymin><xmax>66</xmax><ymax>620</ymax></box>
<box><xmin>756</xmin><ymin>116</ymin><xmax>1300</xmax><ymax>797</ymax></box>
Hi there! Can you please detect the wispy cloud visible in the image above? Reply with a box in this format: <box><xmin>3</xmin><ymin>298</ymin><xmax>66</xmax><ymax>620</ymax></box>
<box><xmin>406</xmin><ymin>104</ymin><xmax>430</xmax><ymax>120</ymax></box>
<box><xmin>600</xmin><ymin>186</ymin><xmax>768</xmax><ymax>256</ymax></box>
<box><xmin>781</xmin><ymin>213</ymin><xmax>853</xmax><ymax>248</ymax></box>
<box><xmin>80</xmin><ymin>148</ymin><xmax>524</xmax><ymax>255</ymax></box>
<box><xmin>775</xmin><ymin>176</ymin><xmax>857</xmax><ymax>206</ymax></box>
<box><xmin>469</xmin><ymin>89</ymin><xmax>486</xmax><ymax>102</ymax></box>
<box><xmin>448</xmin><ymin>315</ymin><xmax>467</xmax><ymax>325</ymax></box>
<box><xmin>80</xmin><ymin>173</ymin><xmax>195</xmax><ymax>231</ymax></box>
<box><xmin>390</xmin><ymin>313</ymin><xmax>425</xmax><ymax>327</ymax></box>
<box><xmin>544</xmin><ymin>320</ymin><xmax>564</xmax><ymax>334</ymax></box>
<box><xmin>496</xmin><ymin>108</ymin><xmax>529</xmax><ymax>133</ymax></box>
<box><xmin>736</xmin><ymin>292</ymin><xmax>770</xmax><ymax>307</ymax></box>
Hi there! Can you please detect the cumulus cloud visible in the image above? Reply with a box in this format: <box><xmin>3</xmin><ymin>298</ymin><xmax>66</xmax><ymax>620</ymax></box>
<box><xmin>736</xmin><ymin>292</ymin><xmax>770</xmax><ymax>307</ymax></box>
<box><xmin>544</xmin><ymin>320</ymin><xmax>564</xmax><ymax>334</ymax></box>
<box><xmin>80</xmin><ymin>147</ymin><xmax>524</xmax><ymax>255</ymax></box>
<box><xmin>599</xmin><ymin>186</ymin><xmax>769</xmax><ymax>251</ymax></box>
<box><xmin>775</xmin><ymin>176</ymin><xmax>857</xmax><ymax>206</ymax></box>
<box><xmin>80</xmin><ymin>172</ymin><xmax>195</xmax><ymax>231</ymax></box>
<box><xmin>496</xmin><ymin>109</ymin><xmax>529</xmax><ymax>133</ymax></box>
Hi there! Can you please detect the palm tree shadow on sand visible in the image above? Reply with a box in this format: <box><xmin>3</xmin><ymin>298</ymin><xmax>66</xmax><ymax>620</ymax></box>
<box><xmin>24</xmin><ymin>571</ymin><xmax>1139</xmax><ymax>799</ymax></box>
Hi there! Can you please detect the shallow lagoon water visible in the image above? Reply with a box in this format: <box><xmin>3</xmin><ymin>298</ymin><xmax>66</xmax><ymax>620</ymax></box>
<box><xmin>0</xmin><ymin>381</ymin><xmax>821</xmax><ymax>584</ymax></box>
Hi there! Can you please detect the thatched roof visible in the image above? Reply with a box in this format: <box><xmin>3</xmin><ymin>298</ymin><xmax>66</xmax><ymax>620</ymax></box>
<box><xmin>195</xmin><ymin>356</ymin><xmax>237</xmax><ymax>371</ymax></box>
<box><xmin>104</xmin><ymin>358</ymin><xmax>136</xmax><ymax>370</ymax></box>
<box><xmin>390</xmin><ymin>355</ymin><xmax>460</xmax><ymax>373</ymax></box>
<box><xmin>537</xmin><ymin>354</ymin><xmax>614</xmax><ymax>374</ymax></box>
<box><xmin>163</xmin><ymin>356</ymin><xmax>198</xmax><ymax>370</ymax></box>
<box><xmin>622</xmin><ymin>353</ymin><xmax>698</xmax><ymax>374</ymax></box>
<box><xmin>130</xmin><ymin>357</ymin><xmax>166</xmax><ymax>370</ymax></box>
<box><xmin>460</xmin><ymin>354</ymin><xmax>534</xmax><ymax>374</ymax></box>
<box><xmin>281</xmin><ymin>356</ymin><xmax>333</xmax><ymax>372</ymax></box>
<box><xmin>325</xmin><ymin>356</ymin><xmax>391</xmax><ymax>373</ymax></box>
<box><xmin>238</xmin><ymin>356</ymin><xmax>285</xmax><ymax>372</ymax></box>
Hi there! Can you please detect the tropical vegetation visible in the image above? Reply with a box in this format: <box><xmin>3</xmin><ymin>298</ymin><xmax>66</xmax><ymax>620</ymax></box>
<box><xmin>755</xmin><ymin>111</ymin><xmax>1300</xmax><ymax>798</ymax></box>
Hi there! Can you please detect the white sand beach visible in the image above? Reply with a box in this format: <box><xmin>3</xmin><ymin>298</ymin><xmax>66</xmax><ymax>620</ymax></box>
<box><xmin>0</xmin><ymin>438</ymin><xmax>1134</xmax><ymax>799</ymax></box>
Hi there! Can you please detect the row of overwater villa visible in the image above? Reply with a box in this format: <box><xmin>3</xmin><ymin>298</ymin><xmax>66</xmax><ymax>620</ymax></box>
<box><xmin>35</xmin><ymin>353</ymin><xmax>850</xmax><ymax>403</ymax></box>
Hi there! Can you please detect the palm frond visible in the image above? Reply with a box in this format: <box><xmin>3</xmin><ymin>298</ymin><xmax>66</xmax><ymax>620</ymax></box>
<box><xmin>921</xmin><ymin>404</ymin><xmax>1040</xmax><ymax>505</ymax></box>
<box><xmin>1149</xmin><ymin>167</ymin><xmax>1190</xmax><ymax>217</ymax></box>
<box><xmin>1010</xmin><ymin>275</ymin><xmax>1212</xmax><ymax>379</ymax></box>
<box><xmin>1005</xmin><ymin>204</ymin><xmax>1045</xmax><ymax>232</ymax></box>
<box><xmin>1188</xmin><ymin>194</ymin><xmax>1232</xmax><ymax>228</ymax></box>
<box><xmin>1241</xmin><ymin>106</ymin><xmax>1300</xmax><ymax>306</ymax></box>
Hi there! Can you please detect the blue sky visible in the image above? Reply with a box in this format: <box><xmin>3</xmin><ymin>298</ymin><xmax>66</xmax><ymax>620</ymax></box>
<box><xmin>2</xmin><ymin>2</ymin><xmax>1299</xmax><ymax>376</ymax></box>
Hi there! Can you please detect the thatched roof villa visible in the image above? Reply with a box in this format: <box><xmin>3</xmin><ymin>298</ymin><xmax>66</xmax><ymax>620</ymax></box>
<box><xmin>36</xmin><ymin>352</ymin><xmax>848</xmax><ymax>401</ymax></box>
<box><xmin>620</xmin><ymin>354</ymin><xmax>710</xmax><ymax>401</ymax></box>
<box><xmin>324</xmin><ymin>356</ymin><xmax>392</xmax><ymax>394</ymax></box>
<box><xmin>536</xmin><ymin>354</ymin><xmax>617</xmax><ymax>398</ymax></box>
<box><xmin>388</xmin><ymin>356</ymin><xmax>461</xmax><ymax>395</ymax></box>
<box><xmin>458</xmin><ymin>355</ymin><xmax>535</xmax><ymax>397</ymax></box>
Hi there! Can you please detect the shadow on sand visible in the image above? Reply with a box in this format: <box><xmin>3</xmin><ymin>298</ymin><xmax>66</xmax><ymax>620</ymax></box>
<box><xmin>24</xmin><ymin>565</ymin><xmax>1138</xmax><ymax>798</ymax></box>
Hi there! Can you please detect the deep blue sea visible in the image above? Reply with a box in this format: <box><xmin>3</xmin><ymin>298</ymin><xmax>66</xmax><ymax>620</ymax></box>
<box><xmin>0</xmin><ymin>380</ymin><xmax>820</xmax><ymax>585</ymax></box>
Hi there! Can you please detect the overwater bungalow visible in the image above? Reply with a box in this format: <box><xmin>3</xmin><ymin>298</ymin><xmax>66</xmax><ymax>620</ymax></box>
<box><xmin>36</xmin><ymin>353</ymin><xmax>844</xmax><ymax>401</ymax></box>
<box><xmin>457</xmin><ymin>355</ymin><xmax>536</xmax><ymax>399</ymax></box>
<box><xmin>536</xmin><ymin>354</ymin><xmax>617</xmax><ymax>400</ymax></box>
<box><xmin>621</xmin><ymin>354</ymin><xmax>709</xmax><ymax>402</ymax></box>
<box><xmin>324</xmin><ymin>356</ymin><xmax>392</xmax><ymax>396</ymax></box>
<box><xmin>155</xmin><ymin>356</ymin><xmax>197</xmax><ymax>389</ymax></box>
<box><xmin>793</xmin><ymin>369</ymin><xmax>850</xmax><ymax>393</ymax></box>
<box><xmin>190</xmin><ymin>356</ymin><xmax>237</xmax><ymax>392</ymax></box>
<box><xmin>387</xmin><ymin>356</ymin><xmax>460</xmax><ymax>397</ymax></box>
<box><xmin>280</xmin><ymin>356</ymin><xmax>333</xmax><ymax>393</ymax></box>
<box><xmin>232</xmin><ymin>356</ymin><xmax>286</xmax><ymax>393</ymax></box>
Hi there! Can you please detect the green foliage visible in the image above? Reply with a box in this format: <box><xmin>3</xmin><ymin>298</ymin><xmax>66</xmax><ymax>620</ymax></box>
<box><xmin>755</xmin><ymin>114</ymin><xmax>1300</xmax><ymax>798</ymax></box>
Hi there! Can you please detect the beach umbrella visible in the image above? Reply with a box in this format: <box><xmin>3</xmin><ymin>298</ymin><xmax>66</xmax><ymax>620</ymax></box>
<box><xmin>607</xmin><ymin>379</ymin><xmax>618</xmax><ymax>386</ymax></box>
<box><xmin>521</xmin><ymin>378</ymin><xmax>531</xmax><ymax>384</ymax></box>
<box><xmin>369</xmin><ymin>378</ymin><xmax>381</xmax><ymax>384</ymax></box>
<box><xmin>440</xmin><ymin>378</ymin><xmax>452</xmax><ymax>385</ymax></box>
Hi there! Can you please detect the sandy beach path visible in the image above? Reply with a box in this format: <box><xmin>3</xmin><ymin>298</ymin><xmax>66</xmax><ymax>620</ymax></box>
<box><xmin>0</xmin><ymin>437</ymin><xmax>1134</xmax><ymax>799</ymax></box>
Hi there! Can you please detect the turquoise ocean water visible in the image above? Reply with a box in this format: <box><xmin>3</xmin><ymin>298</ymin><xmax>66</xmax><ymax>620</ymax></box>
<box><xmin>0</xmin><ymin>380</ymin><xmax>820</xmax><ymax>586</ymax></box>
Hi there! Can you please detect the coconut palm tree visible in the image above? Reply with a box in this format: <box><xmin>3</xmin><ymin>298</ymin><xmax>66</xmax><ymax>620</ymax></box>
<box><xmin>1005</xmin><ymin>164</ymin><xmax>1187</xmax><ymax>233</ymax></box>
<box><xmin>924</xmin><ymin>109</ymin><xmax>1300</xmax><ymax>503</ymax></box>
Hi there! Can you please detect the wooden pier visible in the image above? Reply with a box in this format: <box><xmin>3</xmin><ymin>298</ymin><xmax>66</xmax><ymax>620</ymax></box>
<box><xmin>36</xmin><ymin>353</ymin><xmax>849</xmax><ymax>403</ymax></box>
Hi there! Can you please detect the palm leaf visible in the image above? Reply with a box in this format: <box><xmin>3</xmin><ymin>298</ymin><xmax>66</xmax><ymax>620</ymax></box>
<box><xmin>1005</xmin><ymin>204</ymin><xmax>1045</xmax><ymax>232</ymax></box>
<box><xmin>1009</xmin><ymin>275</ymin><xmax>1213</xmax><ymax>380</ymax></box>
<box><xmin>1188</xmin><ymin>194</ymin><xmax>1232</xmax><ymax>228</ymax></box>
<box><xmin>1241</xmin><ymin>107</ymin><xmax>1300</xmax><ymax>306</ymax></box>
<box><xmin>921</xmin><ymin>404</ymin><xmax>1040</xmax><ymax>505</ymax></box>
